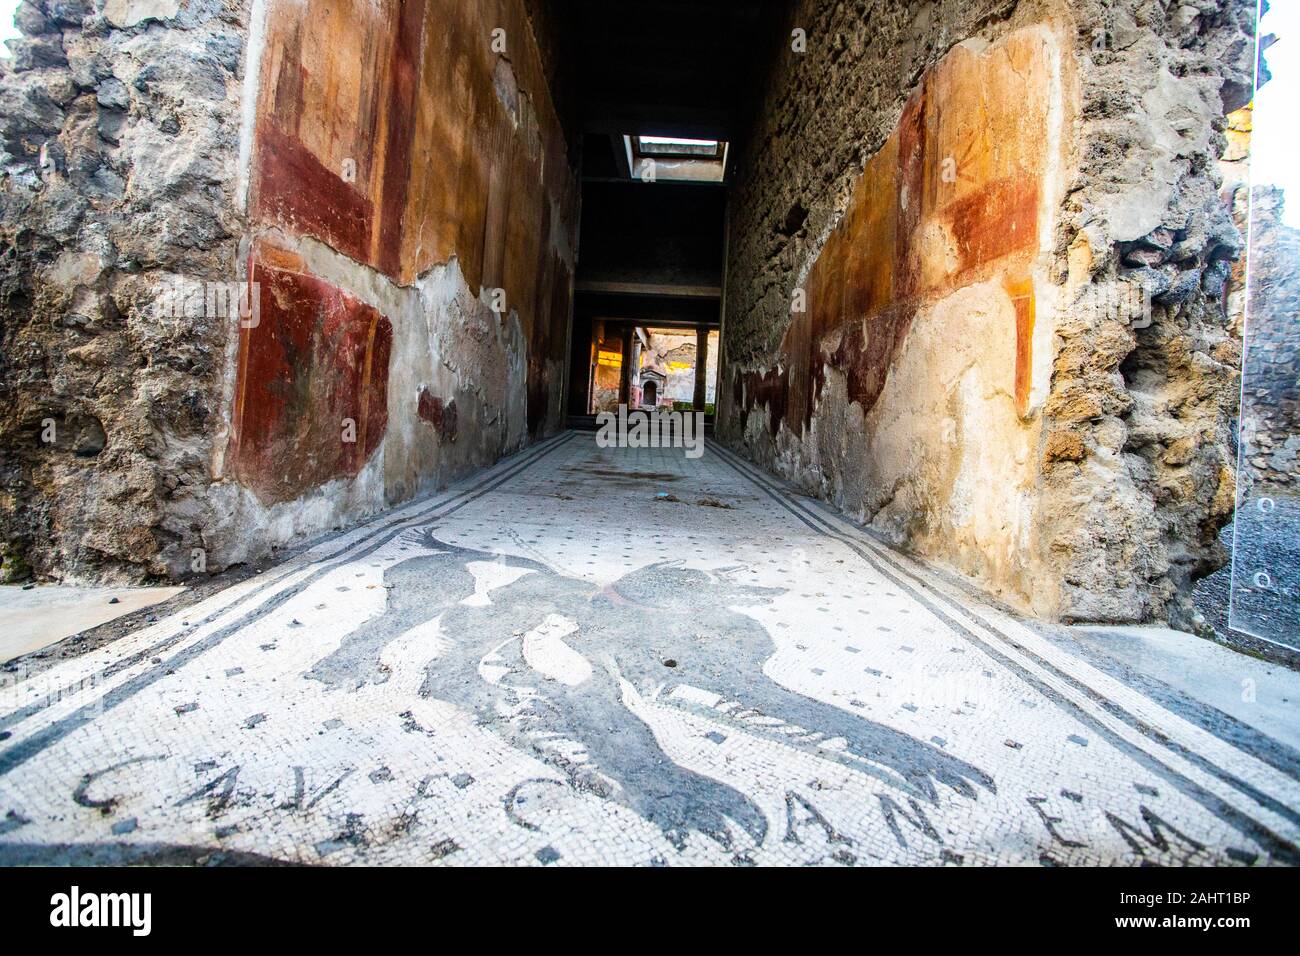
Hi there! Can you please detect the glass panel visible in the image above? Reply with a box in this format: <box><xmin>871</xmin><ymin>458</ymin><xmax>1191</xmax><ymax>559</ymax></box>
<box><xmin>1229</xmin><ymin>2</ymin><xmax>1300</xmax><ymax>647</ymax></box>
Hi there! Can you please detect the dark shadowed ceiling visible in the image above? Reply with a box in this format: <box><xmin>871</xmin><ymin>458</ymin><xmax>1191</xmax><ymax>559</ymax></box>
<box><xmin>561</xmin><ymin>0</ymin><xmax>787</xmax><ymax>142</ymax></box>
<box><xmin>557</xmin><ymin>0</ymin><xmax>790</xmax><ymax>373</ymax></box>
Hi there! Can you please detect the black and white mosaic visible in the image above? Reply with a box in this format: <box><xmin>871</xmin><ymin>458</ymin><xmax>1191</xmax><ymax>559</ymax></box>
<box><xmin>0</xmin><ymin>434</ymin><xmax>1296</xmax><ymax>865</ymax></box>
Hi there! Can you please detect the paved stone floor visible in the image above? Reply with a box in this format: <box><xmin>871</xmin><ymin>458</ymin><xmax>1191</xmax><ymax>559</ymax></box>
<box><xmin>1</xmin><ymin>432</ymin><xmax>1298</xmax><ymax>866</ymax></box>
<box><xmin>0</xmin><ymin>585</ymin><xmax>186</xmax><ymax>664</ymax></box>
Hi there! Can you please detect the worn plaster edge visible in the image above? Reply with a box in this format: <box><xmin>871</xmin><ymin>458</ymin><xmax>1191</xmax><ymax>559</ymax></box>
<box><xmin>204</xmin><ymin>448</ymin><xmax>391</xmax><ymax>571</ymax></box>
<box><xmin>211</xmin><ymin>0</ymin><xmax>269</xmax><ymax>484</ymax></box>
<box><xmin>235</xmin><ymin>0</ymin><xmax>270</xmax><ymax>217</ymax></box>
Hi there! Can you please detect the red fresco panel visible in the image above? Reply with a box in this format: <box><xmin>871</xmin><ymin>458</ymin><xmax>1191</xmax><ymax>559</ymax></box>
<box><xmin>254</xmin><ymin>121</ymin><xmax>375</xmax><ymax>266</ymax></box>
<box><xmin>228</xmin><ymin>252</ymin><xmax>392</xmax><ymax>505</ymax></box>
<box><xmin>376</xmin><ymin>0</ymin><xmax>427</xmax><ymax>278</ymax></box>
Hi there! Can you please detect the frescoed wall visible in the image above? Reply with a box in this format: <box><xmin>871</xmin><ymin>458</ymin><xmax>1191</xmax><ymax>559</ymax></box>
<box><xmin>726</xmin><ymin>25</ymin><xmax>1067</xmax><ymax>614</ymax></box>
<box><xmin>218</xmin><ymin>0</ymin><xmax>578</xmax><ymax>555</ymax></box>
<box><xmin>720</xmin><ymin>1</ymin><xmax>1250</xmax><ymax>627</ymax></box>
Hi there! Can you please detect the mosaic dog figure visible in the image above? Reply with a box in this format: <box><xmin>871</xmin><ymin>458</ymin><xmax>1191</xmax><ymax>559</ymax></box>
<box><xmin>306</xmin><ymin>530</ymin><xmax>995</xmax><ymax>849</ymax></box>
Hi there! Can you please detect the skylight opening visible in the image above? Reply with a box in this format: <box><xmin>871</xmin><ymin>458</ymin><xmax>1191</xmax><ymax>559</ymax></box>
<box><xmin>638</xmin><ymin>136</ymin><xmax>721</xmax><ymax>156</ymax></box>
<box><xmin>633</xmin><ymin>135</ymin><xmax>725</xmax><ymax>159</ymax></box>
<box><xmin>624</xmin><ymin>134</ymin><xmax>729</xmax><ymax>183</ymax></box>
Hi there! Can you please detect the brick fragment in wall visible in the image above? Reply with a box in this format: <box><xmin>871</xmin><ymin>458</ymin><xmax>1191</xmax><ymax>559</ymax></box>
<box><xmin>1044</xmin><ymin>431</ymin><xmax>1086</xmax><ymax>465</ymax></box>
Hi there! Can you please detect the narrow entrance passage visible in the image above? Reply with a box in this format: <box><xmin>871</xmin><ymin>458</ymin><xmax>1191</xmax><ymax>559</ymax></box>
<box><xmin>0</xmin><ymin>0</ymin><xmax>1290</xmax><ymax>876</ymax></box>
